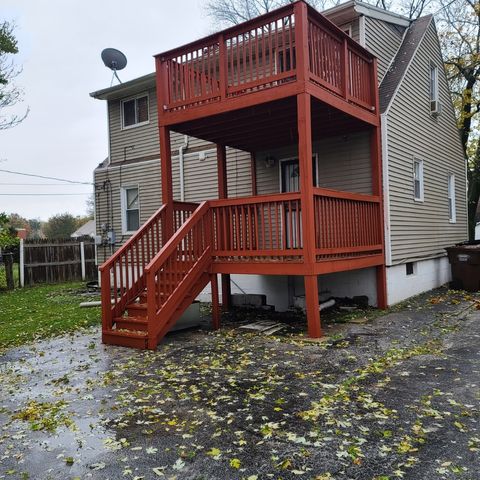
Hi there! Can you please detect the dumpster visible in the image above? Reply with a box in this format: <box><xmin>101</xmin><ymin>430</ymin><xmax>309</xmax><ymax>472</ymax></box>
<box><xmin>446</xmin><ymin>242</ymin><xmax>480</xmax><ymax>292</ymax></box>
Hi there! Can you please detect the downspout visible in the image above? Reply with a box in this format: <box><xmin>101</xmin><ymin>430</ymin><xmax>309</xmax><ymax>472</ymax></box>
<box><xmin>179</xmin><ymin>135</ymin><xmax>189</xmax><ymax>202</ymax></box>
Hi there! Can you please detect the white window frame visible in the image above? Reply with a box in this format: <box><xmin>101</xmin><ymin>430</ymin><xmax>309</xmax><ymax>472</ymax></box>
<box><xmin>448</xmin><ymin>173</ymin><xmax>456</xmax><ymax>223</ymax></box>
<box><xmin>121</xmin><ymin>185</ymin><xmax>140</xmax><ymax>234</ymax></box>
<box><xmin>278</xmin><ymin>153</ymin><xmax>319</xmax><ymax>192</ymax></box>
<box><xmin>413</xmin><ymin>159</ymin><xmax>424</xmax><ymax>202</ymax></box>
<box><xmin>340</xmin><ymin>23</ymin><xmax>352</xmax><ymax>37</ymax></box>
<box><xmin>405</xmin><ymin>261</ymin><xmax>417</xmax><ymax>277</ymax></box>
<box><xmin>430</xmin><ymin>64</ymin><xmax>440</xmax><ymax>114</ymax></box>
<box><xmin>121</xmin><ymin>94</ymin><xmax>150</xmax><ymax>130</ymax></box>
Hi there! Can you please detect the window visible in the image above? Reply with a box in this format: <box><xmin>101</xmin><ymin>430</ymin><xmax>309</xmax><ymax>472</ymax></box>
<box><xmin>413</xmin><ymin>159</ymin><xmax>424</xmax><ymax>201</ymax></box>
<box><xmin>448</xmin><ymin>174</ymin><xmax>456</xmax><ymax>223</ymax></box>
<box><xmin>341</xmin><ymin>24</ymin><xmax>352</xmax><ymax>37</ymax></box>
<box><xmin>122</xmin><ymin>95</ymin><xmax>149</xmax><ymax>128</ymax></box>
<box><xmin>430</xmin><ymin>64</ymin><xmax>440</xmax><ymax>114</ymax></box>
<box><xmin>122</xmin><ymin>186</ymin><xmax>140</xmax><ymax>233</ymax></box>
<box><xmin>406</xmin><ymin>262</ymin><xmax>415</xmax><ymax>276</ymax></box>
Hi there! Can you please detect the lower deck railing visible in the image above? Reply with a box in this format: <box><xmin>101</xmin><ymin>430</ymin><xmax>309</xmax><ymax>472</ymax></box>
<box><xmin>210</xmin><ymin>192</ymin><xmax>303</xmax><ymax>262</ymax></box>
<box><xmin>209</xmin><ymin>188</ymin><xmax>382</xmax><ymax>263</ymax></box>
<box><xmin>313</xmin><ymin>187</ymin><xmax>383</xmax><ymax>260</ymax></box>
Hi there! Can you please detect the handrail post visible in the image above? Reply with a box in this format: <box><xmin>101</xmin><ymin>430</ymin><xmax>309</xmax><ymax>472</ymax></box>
<box><xmin>204</xmin><ymin>206</ymin><xmax>213</xmax><ymax>254</ymax></box>
<box><xmin>155</xmin><ymin>56</ymin><xmax>168</xmax><ymax>122</ymax></box>
<box><xmin>146</xmin><ymin>269</ymin><xmax>157</xmax><ymax>350</ymax></box>
<box><xmin>160</xmin><ymin>125</ymin><xmax>174</xmax><ymax>239</ymax></box>
<box><xmin>219</xmin><ymin>33</ymin><xmax>227</xmax><ymax>99</ymax></box>
<box><xmin>371</xmin><ymin>57</ymin><xmax>379</xmax><ymax>112</ymax></box>
<box><xmin>294</xmin><ymin>1</ymin><xmax>309</xmax><ymax>85</ymax></box>
<box><xmin>101</xmin><ymin>268</ymin><xmax>112</xmax><ymax>332</ymax></box>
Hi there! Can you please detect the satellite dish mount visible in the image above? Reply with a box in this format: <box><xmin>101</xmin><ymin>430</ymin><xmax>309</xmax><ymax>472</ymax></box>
<box><xmin>101</xmin><ymin>48</ymin><xmax>127</xmax><ymax>86</ymax></box>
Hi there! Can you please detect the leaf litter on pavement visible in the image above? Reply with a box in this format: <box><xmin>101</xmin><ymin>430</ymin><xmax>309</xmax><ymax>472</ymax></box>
<box><xmin>0</xmin><ymin>288</ymin><xmax>479</xmax><ymax>479</ymax></box>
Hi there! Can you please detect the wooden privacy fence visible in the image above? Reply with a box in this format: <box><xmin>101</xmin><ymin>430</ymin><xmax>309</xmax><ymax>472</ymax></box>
<box><xmin>20</xmin><ymin>238</ymin><xmax>96</xmax><ymax>286</ymax></box>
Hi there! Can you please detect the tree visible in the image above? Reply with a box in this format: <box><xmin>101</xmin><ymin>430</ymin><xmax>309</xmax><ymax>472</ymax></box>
<box><xmin>204</xmin><ymin>0</ymin><xmax>337</xmax><ymax>26</ymax></box>
<box><xmin>26</xmin><ymin>218</ymin><xmax>43</xmax><ymax>239</ymax></box>
<box><xmin>7</xmin><ymin>212</ymin><xmax>30</xmax><ymax>236</ymax></box>
<box><xmin>437</xmin><ymin>0</ymin><xmax>480</xmax><ymax>239</ymax></box>
<box><xmin>85</xmin><ymin>193</ymin><xmax>95</xmax><ymax>218</ymax></box>
<box><xmin>0</xmin><ymin>212</ymin><xmax>19</xmax><ymax>250</ymax></box>
<box><xmin>43</xmin><ymin>213</ymin><xmax>79</xmax><ymax>239</ymax></box>
<box><xmin>203</xmin><ymin>0</ymin><xmax>433</xmax><ymax>27</ymax></box>
<box><xmin>366</xmin><ymin>0</ymin><xmax>434</xmax><ymax>19</ymax></box>
<box><xmin>0</xmin><ymin>21</ymin><xmax>28</xmax><ymax>129</ymax></box>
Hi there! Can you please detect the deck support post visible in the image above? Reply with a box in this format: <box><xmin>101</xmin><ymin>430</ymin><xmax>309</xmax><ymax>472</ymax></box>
<box><xmin>304</xmin><ymin>275</ymin><xmax>322</xmax><ymax>338</ymax></box>
<box><xmin>297</xmin><ymin>92</ymin><xmax>321</xmax><ymax>337</ymax></box>
<box><xmin>376</xmin><ymin>265</ymin><xmax>387</xmax><ymax>309</ymax></box>
<box><xmin>211</xmin><ymin>273</ymin><xmax>221</xmax><ymax>330</ymax></box>
<box><xmin>217</xmin><ymin>144</ymin><xmax>231</xmax><ymax>311</ymax></box>
<box><xmin>160</xmin><ymin>125</ymin><xmax>174</xmax><ymax>239</ymax></box>
<box><xmin>370</xmin><ymin>71</ymin><xmax>388</xmax><ymax>308</ymax></box>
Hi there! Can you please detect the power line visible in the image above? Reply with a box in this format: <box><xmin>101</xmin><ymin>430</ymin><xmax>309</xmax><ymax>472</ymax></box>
<box><xmin>0</xmin><ymin>193</ymin><xmax>92</xmax><ymax>196</ymax></box>
<box><xmin>0</xmin><ymin>183</ymin><xmax>91</xmax><ymax>186</ymax></box>
<box><xmin>0</xmin><ymin>168</ymin><xmax>93</xmax><ymax>185</ymax></box>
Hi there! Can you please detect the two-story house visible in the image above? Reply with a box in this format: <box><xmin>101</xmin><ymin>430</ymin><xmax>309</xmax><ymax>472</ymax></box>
<box><xmin>90</xmin><ymin>0</ymin><xmax>466</xmax><ymax>349</ymax></box>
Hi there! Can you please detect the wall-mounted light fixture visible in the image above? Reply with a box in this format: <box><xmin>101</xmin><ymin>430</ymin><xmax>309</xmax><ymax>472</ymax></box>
<box><xmin>264</xmin><ymin>155</ymin><xmax>276</xmax><ymax>168</ymax></box>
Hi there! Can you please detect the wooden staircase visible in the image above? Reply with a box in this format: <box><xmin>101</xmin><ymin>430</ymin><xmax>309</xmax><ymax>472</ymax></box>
<box><xmin>100</xmin><ymin>201</ymin><xmax>213</xmax><ymax>349</ymax></box>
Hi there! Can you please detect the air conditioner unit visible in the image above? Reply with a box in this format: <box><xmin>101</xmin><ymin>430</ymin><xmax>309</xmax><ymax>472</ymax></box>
<box><xmin>431</xmin><ymin>100</ymin><xmax>442</xmax><ymax>116</ymax></box>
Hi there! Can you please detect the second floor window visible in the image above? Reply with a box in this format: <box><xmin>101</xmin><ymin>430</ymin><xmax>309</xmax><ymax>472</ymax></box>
<box><xmin>413</xmin><ymin>159</ymin><xmax>424</xmax><ymax>201</ymax></box>
<box><xmin>430</xmin><ymin>64</ymin><xmax>440</xmax><ymax>114</ymax></box>
<box><xmin>122</xmin><ymin>95</ymin><xmax>149</xmax><ymax>128</ymax></box>
<box><xmin>122</xmin><ymin>186</ymin><xmax>140</xmax><ymax>232</ymax></box>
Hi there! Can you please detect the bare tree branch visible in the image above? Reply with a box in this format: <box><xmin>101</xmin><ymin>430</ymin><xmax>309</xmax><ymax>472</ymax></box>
<box><xmin>0</xmin><ymin>21</ymin><xmax>28</xmax><ymax>130</ymax></box>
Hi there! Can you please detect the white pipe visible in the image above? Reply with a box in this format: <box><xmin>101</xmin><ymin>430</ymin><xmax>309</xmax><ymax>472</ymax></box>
<box><xmin>319</xmin><ymin>298</ymin><xmax>335</xmax><ymax>311</ymax></box>
<box><xmin>179</xmin><ymin>135</ymin><xmax>189</xmax><ymax>202</ymax></box>
<box><xmin>19</xmin><ymin>238</ymin><xmax>24</xmax><ymax>288</ymax></box>
<box><xmin>80</xmin><ymin>241</ymin><xmax>86</xmax><ymax>281</ymax></box>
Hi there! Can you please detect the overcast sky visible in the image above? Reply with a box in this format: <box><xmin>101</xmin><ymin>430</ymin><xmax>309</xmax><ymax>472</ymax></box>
<box><xmin>0</xmin><ymin>0</ymin><xmax>211</xmax><ymax>221</ymax></box>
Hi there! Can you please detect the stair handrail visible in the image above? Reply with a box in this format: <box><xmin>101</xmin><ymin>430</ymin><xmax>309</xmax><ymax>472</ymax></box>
<box><xmin>145</xmin><ymin>201</ymin><xmax>212</xmax><ymax>345</ymax></box>
<box><xmin>100</xmin><ymin>204</ymin><xmax>167</xmax><ymax>332</ymax></box>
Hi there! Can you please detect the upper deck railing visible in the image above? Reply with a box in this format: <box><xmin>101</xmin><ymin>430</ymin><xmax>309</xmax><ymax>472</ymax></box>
<box><xmin>155</xmin><ymin>1</ymin><xmax>377</xmax><ymax>118</ymax></box>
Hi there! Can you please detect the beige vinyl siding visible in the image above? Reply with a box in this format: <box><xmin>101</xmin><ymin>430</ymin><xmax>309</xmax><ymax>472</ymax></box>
<box><xmin>227</xmin><ymin>149</ymin><xmax>253</xmax><ymax>197</ymax></box>
<box><xmin>174</xmin><ymin>148</ymin><xmax>252</xmax><ymax>202</ymax></box>
<box><xmin>316</xmin><ymin>132</ymin><xmax>372</xmax><ymax>194</ymax></box>
<box><xmin>94</xmin><ymin>159</ymin><xmax>162</xmax><ymax>264</ymax></box>
<box><xmin>108</xmin><ymin>89</ymin><xmax>160</xmax><ymax>163</ymax></box>
<box><xmin>256</xmin><ymin>132</ymin><xmax>372</xmax><ymax>195</ymax></box>
<box><xmin>364</xmin><ymin>17</ymin><xmax>404</xmax><ymax>82</ymax></box>
<box><xmin>386</xmin><ymin>22</ymin><xmax>467</xmax><ymax>265</ymax></box>
<box><xmin>95</xmin><ymin>149</ymin><xmax>252</xmax><ymax>263</ymax></box>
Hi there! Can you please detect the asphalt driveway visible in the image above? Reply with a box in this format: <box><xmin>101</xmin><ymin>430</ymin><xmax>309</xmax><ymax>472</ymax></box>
<box><xmin>0</xmin><ymin>288</ymin><xmax>479</xmax><ymax>480</ymax></box>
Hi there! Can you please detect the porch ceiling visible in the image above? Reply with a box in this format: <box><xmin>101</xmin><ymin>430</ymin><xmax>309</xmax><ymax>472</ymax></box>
<box><xmin>172</xmin><ymin>96</ymin><xmax>369</xmax><ymax>153</ymax></box>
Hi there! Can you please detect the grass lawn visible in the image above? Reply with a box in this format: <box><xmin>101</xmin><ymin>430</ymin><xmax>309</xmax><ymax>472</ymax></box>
<box><xmin>0</xmin><ymin>282</ymin><xmax>101</xmax><ymax>349</ymax></box>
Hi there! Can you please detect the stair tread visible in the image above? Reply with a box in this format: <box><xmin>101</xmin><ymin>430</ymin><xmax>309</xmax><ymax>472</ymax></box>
<box><xmin>103</xmin><ymin>328</ymin><xmax>148</xmax><ymax>338</ymax></box>
<box><xmin>127</xmin><ymin>302</ymin><xmax>147</xmax><ymax>309</ymax></box>
<box><xmin>115</xmin><ymin>315</ymin><xmax>147</xmax><ymax>323</ymax></box>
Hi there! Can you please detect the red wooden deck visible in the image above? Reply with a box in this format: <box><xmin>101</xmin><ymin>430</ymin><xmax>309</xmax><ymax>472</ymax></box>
<box><xmin>100</xmin><ymin>1</ymin><xmax>386</xmax><ymax>349</ymax></box>
<box><xmin>155</xmin><ymin>2</ymin><xmax>377</xmax><ymax>128</ymax></box>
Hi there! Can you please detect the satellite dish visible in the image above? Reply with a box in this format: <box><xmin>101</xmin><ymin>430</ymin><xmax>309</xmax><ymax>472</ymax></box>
<box><xmin>101</xmin><ymin>48</ymin><xmax>127</xmax><ymax>85</ymax></box>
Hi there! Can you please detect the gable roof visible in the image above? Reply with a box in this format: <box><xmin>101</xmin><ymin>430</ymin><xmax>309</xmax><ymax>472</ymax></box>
<box><xmin>323</xmin><ymin>0</ymin><xmax>410</xmax><ymax>28</ymax></box>
<box><xmin>90</xmin><ymin>73</ymin><xmax>155</xmax><ymax>101</ymax></box>
<box><xmin>71</xmin><ymin>219</ymin><xmax>96</xmax><ymax>238</ymax></box>
<box><xmin>379</xmin><ymin>15</ymin><xmax>432</xmax><ymax>114</ymax></box>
